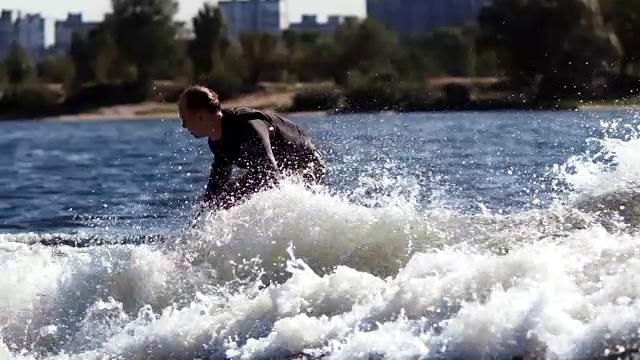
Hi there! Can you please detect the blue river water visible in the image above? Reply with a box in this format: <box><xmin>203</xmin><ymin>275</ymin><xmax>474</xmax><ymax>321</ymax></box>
<box><xmin>2</xmin><ymin>109</ymin><xmax>640</xmax><ymax>359</ymax></box>
<box><xmin>1</xmin><ymin>110</ymin><xmax>625</xmax><ymax>234</ymax></box>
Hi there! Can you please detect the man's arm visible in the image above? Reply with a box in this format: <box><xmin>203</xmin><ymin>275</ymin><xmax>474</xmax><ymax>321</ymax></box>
<box><xmin>212</xmin><ymin>120</ymin><xmax>281</xmax><ymax>210</ymax></box>
<box><xmin>203</xmin><ymin>153</ymin><xmax>232</xmax><ymax>204</ymax></box>
<box><xmin>232</xmin><ymin>119</ymin><xmax>282</xmax><ymax>193</ymax></box>
<box><xmin>204</xmin><ymin>119</ymin><xmax>282</xmax><ymax>210</ymax></box>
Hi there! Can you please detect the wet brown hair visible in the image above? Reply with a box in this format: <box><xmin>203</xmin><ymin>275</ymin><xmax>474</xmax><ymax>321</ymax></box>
<box><xmin>178</xmin><ymin>85</ymin><xmax>221</xmax><ymax>114</ymax></box>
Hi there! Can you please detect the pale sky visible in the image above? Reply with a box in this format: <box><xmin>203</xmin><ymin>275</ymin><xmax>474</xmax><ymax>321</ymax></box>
<box><xmin>7</xmin><ymin>0</ymin><xmax>366</xmax><ymax>45</ymax></box>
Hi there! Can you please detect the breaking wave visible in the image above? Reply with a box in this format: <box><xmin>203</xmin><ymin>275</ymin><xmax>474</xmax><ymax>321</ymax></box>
<box><xmin>4</xmin><ymin>119</ymin><xmax>640</xmax><ymax>359</ymax></box>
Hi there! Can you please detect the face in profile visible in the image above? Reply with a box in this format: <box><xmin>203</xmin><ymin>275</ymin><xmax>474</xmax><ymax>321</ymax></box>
<box><xmin>179</xmin><ymin>103</ymin><xmax>210</xmax><ymax>139</ymax></box>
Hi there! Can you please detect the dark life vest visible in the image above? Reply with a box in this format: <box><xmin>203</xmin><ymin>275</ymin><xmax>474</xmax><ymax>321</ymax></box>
<box><xmin>207</xmin><ymin>107</ymin><xmax>318</xmax><ymax>172</ymax></box>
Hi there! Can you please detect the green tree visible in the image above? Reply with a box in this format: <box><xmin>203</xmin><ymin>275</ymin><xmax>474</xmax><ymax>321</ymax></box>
<box><xmin>219</xmin><ymin>37</ymin><xmax>244</xmax><ymax>79</ymax></box>
<box><xmin>409</xmin><ymin>27</ymin><xmax>476</xmax><ymax>77</ymax></box>
<box><xmin>189</xmin><ymin>3</ymin><xmax>227</xmax><ymax>79</ymax></box>
<box><xmin>202</xmin><ymin>37</ymin><xmax>245</xmax><ymax>100</ymax></box>
<box><xmin>306</xmin><ymin>36</ymin><xmax>339</xmax><ymax>81</ymax></box>
<box><xmin>38</xmin><ymin>55</ymin><xmax>76</xmax><ymax>84</ymax></box>
<box><xmin>601</xmin><ymin>0</ymin><xmax>640</xmax><ymax>74</ymax></box>
<box><xmin>281</xmin><ymin>30</ymin><xmax>337</xmax><ymax>82</ymax></box>
<box><xmin>69</xmin><ymin>25</ymin><xmax>137</xmax><ymax>85</ymax></box>
<box><xmin>281</xmin><ymin>30</ymin><xmax>306</xmax><ymax>79</ymax></box>
<box><xmin>333</xmin><ymin>18</ymin><xmax>400</xmax><ymax>86</ymax></box>
<box><xmin>477</xmin><ymin>0</ymin><xmax>620</xmax><ymax>98</ymax></box>
<box><xmin>174</xmin><ymin>38</ymin><xmax>194</xmax><ymax>81</ymax></box>
<box><xmin>393</xmin><ymin>39</ymin><xmax>441</xmax><ymax>80</ymax></box>
<box><xmin>0</xmin><ymin>60</ymin><xmax>6</xmax><ymax>85</ymax></box>
<box><xmin>88</xmin><ymin>26</ymin><xmax>121</xmax><ymax>82</ymax></box>
<box><xmin>107</xmin><ymin>0</ymin><xmax>179</xmax><ymax>83</ymax></box>
<box><xmin>4</xmin><ymin>42</ymin><xmax>34</xmax><ymax>84</ymax></box>
<box><xmin>239</xmin><ymin>33</ymin><xmax>288</xmax><ymax>84</ymax></box>
<box><xmin>69</xmin><ymin>32</ymin><xmax>94</xmax><ymax>84</ymax></box>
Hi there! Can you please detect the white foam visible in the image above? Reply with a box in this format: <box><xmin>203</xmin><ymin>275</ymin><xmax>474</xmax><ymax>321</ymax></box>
<box><xmin>6</xmin><ymin>129</ymin><xmax>640</xmax><ymax>358</ymax></box>
<box><xmin>556</xmin><ymin>122</ymin><xmax>640</xmax><ymax>199</ymax></box>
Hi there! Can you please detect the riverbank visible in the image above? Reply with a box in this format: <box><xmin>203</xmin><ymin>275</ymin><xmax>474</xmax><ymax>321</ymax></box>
<box><xmin>4</xmin><ymin>77</ymin><xmax>640</xmax><ymax>122</ymax></box>
<box><xmin>45</xmin><ymin>102</ymin><xmax>639</xmax><ymax>122</ymax></box>
<box><xmin>48</xmin><ymin>89</ymin><xmax>298</xmax><ymax>121</ymax></box>
<box><xmin>575</xmin><ymin>98</ymin><xmax>640</xmax><ymax>110</ymax></box>
<box><xmin>48</xmin><ymin>100</ymin><xmax>640</xmax><ymax>122</ymax></box>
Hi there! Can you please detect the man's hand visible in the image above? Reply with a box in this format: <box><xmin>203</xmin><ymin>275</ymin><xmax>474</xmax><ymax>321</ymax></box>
<box><xmin>202</xmin><ymin>169</ymin><xmax>279</xmax><ymax>211</ymax></box>
<box><xmin>202</xmin><ymin>179</ymin><xmax>244</xmax><ymax>211</ymax></box>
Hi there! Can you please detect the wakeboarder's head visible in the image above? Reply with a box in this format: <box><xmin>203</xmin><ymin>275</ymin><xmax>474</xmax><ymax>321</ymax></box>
<box><xmin>178</xmin><ymin>85</ymin><xmax>224</xmax><ymax>140</ymax></box>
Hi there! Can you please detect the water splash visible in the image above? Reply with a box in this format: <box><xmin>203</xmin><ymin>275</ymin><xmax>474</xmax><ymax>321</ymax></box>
<box><xmin>6</xmin><ymin>119</ymin><xmax>640</xmax><ymax>359</ymax></box>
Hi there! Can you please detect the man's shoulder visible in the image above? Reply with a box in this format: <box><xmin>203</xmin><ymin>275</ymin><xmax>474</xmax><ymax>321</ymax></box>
<box><xmin>222</xmin><ymin>106</ymin><xmax>260</xmax><ymax>117</ymax></box>
<box><xmin>222</xmin><ymin>106</ymin><xmax>285</xmax><ymax>118</ymax></box>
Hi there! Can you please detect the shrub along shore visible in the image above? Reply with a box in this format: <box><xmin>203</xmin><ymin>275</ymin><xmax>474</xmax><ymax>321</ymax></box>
<box><xmin>4</xmin><ymin>74</ymin><xmax>640</xmax><ymax>121</ymax></box>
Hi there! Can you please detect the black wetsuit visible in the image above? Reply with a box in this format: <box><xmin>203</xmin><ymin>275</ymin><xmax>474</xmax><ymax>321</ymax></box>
<box><xmin>203</xmin><ymin>107</ymin><xmax>325</xmax><ymax>209</ymax></box>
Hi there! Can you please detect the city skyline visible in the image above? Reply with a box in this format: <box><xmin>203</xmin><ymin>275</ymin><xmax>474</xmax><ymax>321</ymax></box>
<box><xmin>9</xmin><ymin>0</ymin><xmax>366</xmax><ymax>22</ymax></box>
<box><xmin>9</xmin><ymin>0</ymin><xmax>365</xmax><ymax>45</ymax></box>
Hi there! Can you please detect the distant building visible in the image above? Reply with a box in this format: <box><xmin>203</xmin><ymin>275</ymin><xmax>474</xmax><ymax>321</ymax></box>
<box><xmin>0</xmin><ymin>10</ymin><xmax>16</xmax><ymax>59</ymax></box>
<box><xmin>15</xmin><ymin>13</ymin><xmax>45</xmax><ymax>62</ymax></box>
<box><xmin>288</xmin><ymin>15</ymin><xmax>346</xmax><ymax>34</ymax></box>
<box><xmin>366</xmin><ymin>0</ymin><xmax>488</xmax><ymax>39</ymax></box>
<box><xmin>219</xmin><ymin>0</ymin><xmax>289</xmax><ymax>37</ymax></box>
<box><xmin>0</xmin><ymin>10</ymin><xmax>45</xmax><ymax>62</ymax></box>
<box><xmin>54</xmin><ymin>13</ymin><xmax>100</xmax><ymax>52</ymax></box>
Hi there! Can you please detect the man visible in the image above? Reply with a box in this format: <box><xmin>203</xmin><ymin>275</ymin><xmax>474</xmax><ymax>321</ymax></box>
<box><xmin>178</xmin><ymin>85</ymin><xmax>325</xmax><ymax>210</ymax></box>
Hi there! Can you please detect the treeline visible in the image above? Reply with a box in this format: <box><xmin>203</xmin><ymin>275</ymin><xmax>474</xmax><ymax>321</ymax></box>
<box><xmin>2</xmin><ymin>0</ymin><xmax>640</xmax><ymax>117</ymax></box>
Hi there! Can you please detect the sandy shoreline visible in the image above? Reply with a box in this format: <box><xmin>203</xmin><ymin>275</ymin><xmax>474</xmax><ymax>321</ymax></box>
<box><xmin>20</xmin><ymin>98</ymin><xmax>640</xmax><ymax>123</ymax></box>
<box><xmin>49</xmin><ymin>108</ymin><xmax>327</xmax><ymax>122</ymax></box>
<box><xmin>577</xmin><ymin>104</ymin><xmax>640</xmax><ymax>110</ymax></box>
<box><xmin>49</xmin><ymin>91</ymin><xmax>315</xmax><ymax>122</ymax></box>
<box><xmin>49</xmin><ymin>103</ymin><xmax>176</xmax><ymax>122</ymax></box>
